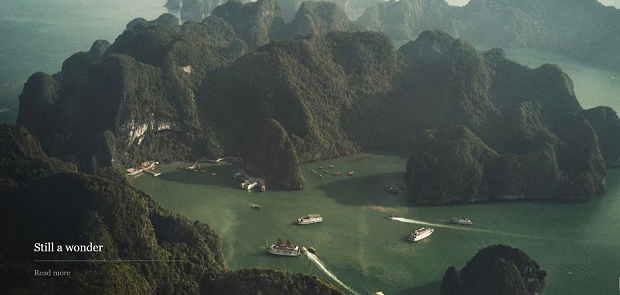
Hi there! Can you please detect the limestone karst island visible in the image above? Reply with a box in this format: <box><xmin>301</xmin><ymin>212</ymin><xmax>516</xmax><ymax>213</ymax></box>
<box><xmin>1</xmin><ymin>0</ymin><xmax>620</xmax><ymax>295</ymax></box>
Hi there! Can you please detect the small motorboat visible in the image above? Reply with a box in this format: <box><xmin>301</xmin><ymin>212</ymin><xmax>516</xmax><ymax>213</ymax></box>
<box><xmin>211</xmin><ymin>172</ymin><xmax>217</xmax><ymax>176</ymax></box>
<box><xmin>252</xmin><ymin>203</ymin><xmax>261</xmax><ymax>210</ymax></box>
<box><xmin>308</xmin><ymin>247</ymin><xmax>317</xmax><ymax>254</ymax></box>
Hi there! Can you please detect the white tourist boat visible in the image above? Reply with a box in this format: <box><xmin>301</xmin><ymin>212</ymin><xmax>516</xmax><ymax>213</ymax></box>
<box><xmin>266</xmin><ymin>238</ymin><xmax>301</xmax><ymax>256</ymax></box>
<box><xmin>297</xmin><ymin>214</ymin><xmax>323</xmax><ymax>225</ymax></box>
<box><xmin>450</xmin><ymin>217</ymin><xmax>473</xmax><ymax>225</ymax></box>
<box><xmin>408</xmin><ymin>227</ymin><xmax>434</xmax><ymax>242</ymax></box>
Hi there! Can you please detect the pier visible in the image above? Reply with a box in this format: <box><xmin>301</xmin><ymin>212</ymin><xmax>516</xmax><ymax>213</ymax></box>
<box><xmin>236</xmin><ymin>169</ymin><xmax>266</xmax><ymax>191</ymax></box>
<box><xmin>126</xmin><ymin>161</ymin><xmax>159</xmax><ymax>177</ymax></box>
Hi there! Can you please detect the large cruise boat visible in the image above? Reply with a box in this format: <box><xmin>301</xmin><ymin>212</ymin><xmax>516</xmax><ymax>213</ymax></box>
<box><xmin>450</xmin><ymin>217</ymin><xmax>473</xmax><ymax>225</ymax></box>
<box><xmin>266</xmin><ymin>238</ymin><xmax>301</xmax><ymax>256</ymax></box>
<box><xmin>408</xmin><ymin>227</ymin><xmax>434</xmax><ymax>242</ymax></box>
<box><xmin>297</xmin><ymin>214</ymin><xmax>323</xmax><ymax>225</ymax></box>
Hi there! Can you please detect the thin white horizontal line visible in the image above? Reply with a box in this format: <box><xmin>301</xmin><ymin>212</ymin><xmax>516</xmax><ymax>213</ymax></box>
<box><xmin>34</xmin><ymin>260</ymin><xmax>185</xmax><ymax>262</ymax></box>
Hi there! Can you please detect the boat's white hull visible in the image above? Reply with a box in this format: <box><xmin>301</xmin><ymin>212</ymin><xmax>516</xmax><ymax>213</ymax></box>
<box><xmin>297</xmin><ymin>218</ymin><xmax>323</xmax><ymax>225</ymax></box>
<box><xmin>409</xmin><ymin>229</ymin><xmax>434</xmax><ymax>242</ymax></box>
<box><xmin>266</xmin><ymin>247</ymin><xmax>300</xmax><ymax>256</ymax></box>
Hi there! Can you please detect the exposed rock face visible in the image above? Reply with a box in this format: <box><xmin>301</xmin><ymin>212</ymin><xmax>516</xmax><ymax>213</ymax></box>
<box><xmin>356</xmin><ymin>0</ymin><xmax>620</xmax><ymax>71</ymax></box>
<box><xmin>583</xmin><ymin>107</ymin><xmax>620</xmax><ymax>167</ymax></box>
<box><xmin>165</xmin><ymin>0</ymin><xmax>181</xmax><ymax>10</ymax></box>
<box><xmin>181</xmin><ymin>0</ymin><xmax>205</xmax><ymax>22</ymax></box>
<box><xmin>441</xmin><ymin>245</ymin><xmax>547</xmax><ymax>295</ymax></box>
<box><xmin>16</xmin><ymin>11</ymin><xmax>620</xmax><ymax>200</ymax></box>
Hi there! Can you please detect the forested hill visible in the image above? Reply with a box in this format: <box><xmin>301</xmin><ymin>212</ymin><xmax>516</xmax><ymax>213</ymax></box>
<box><xmin>16</xmin><ymin>4</ymin><xmax>620</xmax><ymax>203</ymax></box>
<box><xmin>356</xmin><ymin>0</ymin><xmax>620</xmax><ymax>71</ymax></box>
<box><xmin>0</xmin><ymin>124</ymin><xmax>345</xmax><ymax>295</ymax></box>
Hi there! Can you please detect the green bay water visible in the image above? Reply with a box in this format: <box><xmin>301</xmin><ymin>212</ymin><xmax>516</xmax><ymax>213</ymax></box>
<box><xmin>133</xmin><ymin>154</ymin><xmax>620</xmax><ymax>295</ymax></box>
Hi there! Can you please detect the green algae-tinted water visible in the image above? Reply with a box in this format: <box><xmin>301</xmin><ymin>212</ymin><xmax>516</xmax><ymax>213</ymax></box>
<box><xmin>133</xmin><ymin>154</ymin><xmax>620</xmax><ymax>295</ymax></box>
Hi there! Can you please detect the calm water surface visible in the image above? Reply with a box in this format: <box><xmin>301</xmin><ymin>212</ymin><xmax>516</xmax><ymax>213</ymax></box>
<box><xmin>133</xmin><ymin>154</ymin><xmax>620</xmax><ymax>295</ymax></box>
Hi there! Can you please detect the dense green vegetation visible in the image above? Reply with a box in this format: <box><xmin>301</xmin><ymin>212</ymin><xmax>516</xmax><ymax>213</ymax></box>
<box><xmin>356</xmin><ymin>0</ymin><xmax>620</xmax><ymax>71</ymax></box>
<box><xmin>16</xmin><ymin>7</ymin><xmax>620</xmax><ymax>203</ymax></box>
<box><xmin>440</xmin><ymin>244</ymin><xmax>547</xmax><ymax>295</ymax></box>
<box><xmin>244</xmin><ymin>118</ymin><xmax>305</xmax><ymax>189</ymax></box>
<box><xmin>0</xmin><ymin>125</ymin><xmax>344</xmax><ymax>295</ymax></box>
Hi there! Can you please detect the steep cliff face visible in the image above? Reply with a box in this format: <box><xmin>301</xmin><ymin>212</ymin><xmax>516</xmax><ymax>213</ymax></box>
<box><xmin>243</xmin><ymin>118</ymin><xmax>305</xmax><ymax>189</ymax></box>
<box><xmin>441</xmin><ymin>245</ymin><xmax>547</xmax><ymax>295</ymax></box>
<box><xmin>583</xmin><ymin>107</ymin><xmax>620</xmax><ymax>168</ymax></box>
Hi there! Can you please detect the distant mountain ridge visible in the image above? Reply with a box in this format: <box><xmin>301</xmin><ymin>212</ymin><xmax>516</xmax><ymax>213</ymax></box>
<box><xmin>356</xmin><ymin>0</ymin><xmax>620</xmax><ymax>71</ymax></box>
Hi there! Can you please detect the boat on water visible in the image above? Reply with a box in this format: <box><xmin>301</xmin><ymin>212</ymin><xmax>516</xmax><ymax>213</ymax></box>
<box><xmin>384</xmin><ymin>185</ymin><xmax>399</xmax><ymax>194</ymax></box>
<box><xmin>386</xmin><ymin>215</ymin><xmax>394</xmax><ymax>220</ymax></box>
<box><xmin>319</xmin><ymin>174</ymin><xmax>323</xmax><ymax>178</ymax></box>
<box><xmin>323</xmin><ymin>170</ymin><xmax>329</xmax><ymax>174</ymax></box>
<box><xmin>328</xmin><ymin>165</ymin><xmax>334</xmax><ymax>169</ymax></box>
<box><xmin>252</xmin><ymin>203</ymin><xmax>261</xmax><ymax>210</ymax></box>
<box><xmin>332</xmin><ymin>172</ymin><xmax>341</xmax><ymax>176</ymax></box>
<box><xmin>186</xmin><ymin>161</ymin><xmax>200</xmax><ymax>170</ymax></box>
<box><xmin>297</xmin><ymin>214</ymin><xmax>323</xmax><ymax>225</ymax></box>
<box><xmin>311</xmin><ymin>169</ymin><xmax>317</xmax><ymax>174</ymax></box>
<box><xmin>348</xmin><ymin>170</ymin><xmax>354</xmax><ymax>176</ymax></box>
<box><xmin>450</xmin><ymin>217</ymin><xmax>473</xmax><ymax>225</ymax></box>
<box><xmin>308</xmin><ymin>247</ymin><xmax>317</xmax><ymax>254</ymax></box>
<box><xmin>409</xmin><ymin>227</ymin><xmax>434</xmax><ymax>242</ymax></box>
<box><xmin>302</xmin><ymin>246</ymin><xmax>308</xmax><ymax>254</ymax></box>
<box><xmin>211</xmin><ymin>172</ymin><xmax>217</xmax><ymax>176</ymax></box>
<box><xmin>266</xmin><ymin>238</ymin><xmax>301</xmax><ymax>256</ymax></box>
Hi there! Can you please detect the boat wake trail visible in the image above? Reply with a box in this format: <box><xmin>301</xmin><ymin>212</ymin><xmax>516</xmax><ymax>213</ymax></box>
<box><xmin>390</xmin><ymin>217</ymin><xmax>547</xmax><ymax>240</ymax></box>
<box><xmin>305</xmin><ymin>252</ymin><xmax>361</xmax><ymax>295</ymax></box>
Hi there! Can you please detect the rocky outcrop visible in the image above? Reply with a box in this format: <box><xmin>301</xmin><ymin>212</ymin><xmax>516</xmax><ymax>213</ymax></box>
<box><xmin>283</xmin><ymin>1</ymin><xmax>360</xmax><ymax>37</ymax></box>
<box><xmin>583</xmin><ymin>106</ymin><xmax>620</xmax><ymax>167</ymax></box>
<box><xmin>356</xmin><ymin>0</ymin><xmax>620</xmax><ymax>71</ymax></box>
<box><xmin>356</xmin><ymin>0</ymin><xmax>456</xmax><ymax>40</ymax></box>
<box><xmin>212</xmin><ymin>0</ymin><xmax>286</xmax><ymax>48</ymax></box>
<box><xmin>441</xmin><ymin>245</ymin><xmax>547</xmax><ymax>295</ymax></box>
<box><xmin>165</xmin><ymin>0</ymin><xmax>181</xmax><ymax>10</ymax></box>
<box><xmin>243</xmin><ymin>118</ymin><xmax>305</xmax><ymax>189</ymax></box>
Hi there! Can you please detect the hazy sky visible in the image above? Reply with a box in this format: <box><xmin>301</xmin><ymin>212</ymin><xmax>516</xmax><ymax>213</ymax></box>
<box><xmin>445</xmin><ymin>0</ymin><xmax>620</xmax><ymax>7</ymax></box>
